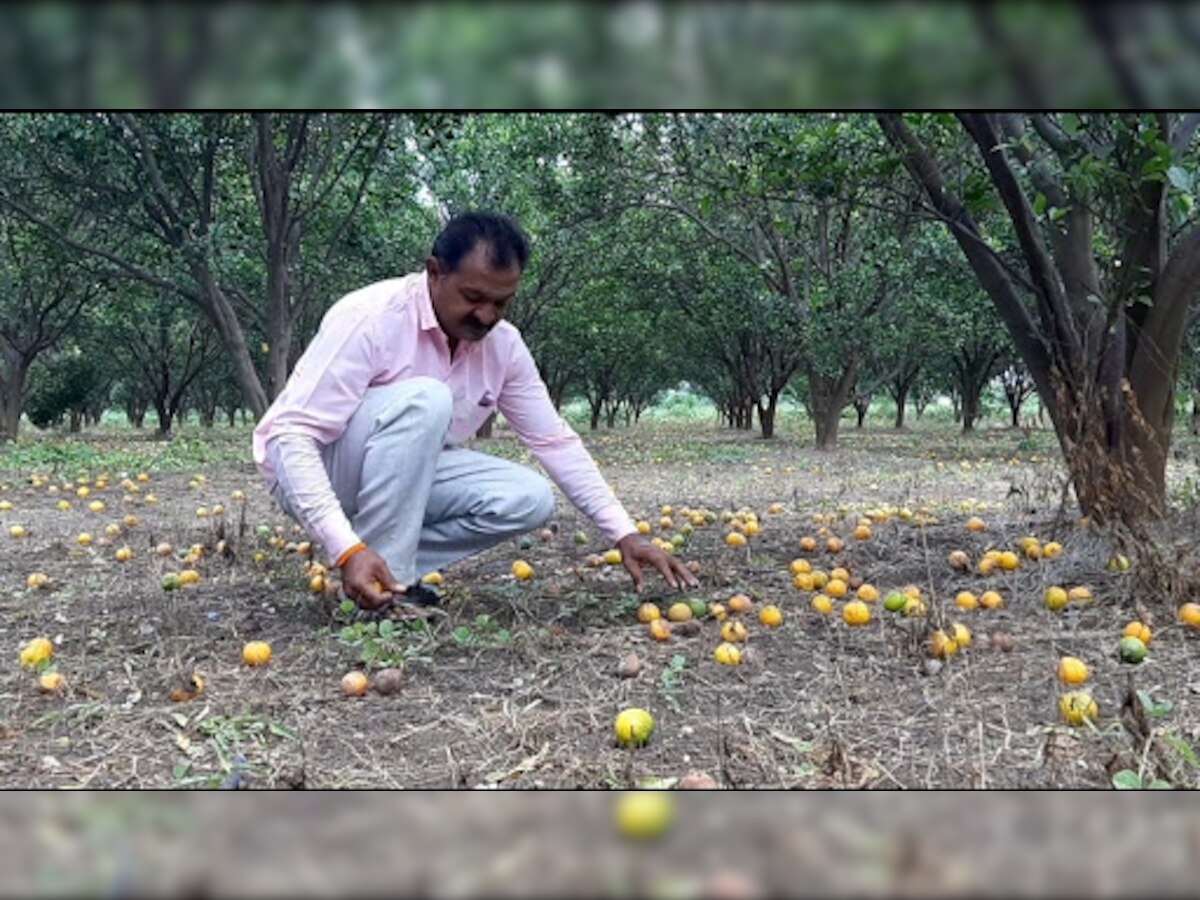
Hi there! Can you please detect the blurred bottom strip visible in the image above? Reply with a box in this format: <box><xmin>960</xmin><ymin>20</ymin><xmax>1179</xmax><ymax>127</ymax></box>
<box><xmin>2</xmin><ymin>792</ymin><xmax>1198</xmax><ymax>897</ymax></box>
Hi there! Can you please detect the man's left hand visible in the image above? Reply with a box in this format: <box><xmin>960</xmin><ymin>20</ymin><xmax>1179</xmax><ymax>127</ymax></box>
<box><xmin>616</xmin><ymin>534</ymin><xmax>700</xmax><ymax>594</ymax></box>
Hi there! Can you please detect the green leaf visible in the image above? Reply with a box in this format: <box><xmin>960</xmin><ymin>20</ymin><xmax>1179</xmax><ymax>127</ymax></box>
<box><xmin>1033</xmin><ymin>192</ymin><xmax>1047</xmax><ymax>216</ymax></box>
<box><xmin>268</xmin><ymin>722</ymin><xmax>296</xmax><ymax>741</ymax></box>
<box><xmin>378</xmin><ymin>619</ymin><xmax>395</xmax><ymax>638</ymax></box>
<box><xmin>1048</xmin><ymin>206</ymin><xmax>1067</xmax><ymax>222</ymax></box>
<box><xmin>1111</xmin><ymin>769</ymin><xmax>1143</xmax><ymax>789</ymax></box>
<box><xmin>339</xmin><ymin>599</ymin><xmax>356</xmax><ymax>615</ymax></box>
<box><xmin>1167</xmin><ymin>166</ymin><xmax>1193</xmax><ymax>192</ymax></box>
<box><xmin>1147</xmin><ymin>778</ymin><xmax>1174</xmax><ymax>789</ymax></box>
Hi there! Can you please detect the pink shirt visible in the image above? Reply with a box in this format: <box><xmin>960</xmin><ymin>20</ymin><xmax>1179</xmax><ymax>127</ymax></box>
<box><xmin>253</xmin><ymin>273</ymin><xmax>637</xmax><ymax>563</ymax></box>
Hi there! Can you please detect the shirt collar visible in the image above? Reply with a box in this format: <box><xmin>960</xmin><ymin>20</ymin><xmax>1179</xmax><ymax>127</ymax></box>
<box><xmin>416</xmin><ymin>274</ymin><xmax>442</xmax><ymax>332</ymax></box>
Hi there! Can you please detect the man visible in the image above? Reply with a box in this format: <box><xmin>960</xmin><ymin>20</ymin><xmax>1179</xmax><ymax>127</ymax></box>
<box><xmin>254</xmin><ymin>211</ymin><xmax>698</xmax><ymax>610</ymax></box>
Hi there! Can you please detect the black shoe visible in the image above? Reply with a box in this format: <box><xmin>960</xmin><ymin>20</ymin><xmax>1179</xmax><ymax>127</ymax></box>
<box><xmin>400</xmin><ymin>583</ymin><xmax>443</xmax><ymax>608</ymax></box>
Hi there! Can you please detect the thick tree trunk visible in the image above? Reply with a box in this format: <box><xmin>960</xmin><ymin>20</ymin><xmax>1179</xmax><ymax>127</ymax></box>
<box><xmin>756</xmin><ymin>391</ymin><xmax>779</xmax><ymax>439</ymax></box>
<box><xmin>154</xmin><ymin>401</ymin><xmax>174</xmax><ymax>436</ymax></box>
<box><xmin>1192</xmin><ymin>390</ymin><xmax>1200</xmax><ymax>436</ymax></box>
<box><xmin>854</xmin><ymin>398</ymin><xmax>869</xmax><ymax>429</ymax></box>
<box><xmin>808</xmin><ymin>360</ymin><xmax>859</xmax><ymax>451</ymax></box>
<box><xmin>588</xmin><ymin>398</ymin><xmax>602</xmax><ymax>431</ymax></box>
<box><xmin>0</xmin><ymin>353</ymin><xmax>28</xmax><ymax>441</ymax></box>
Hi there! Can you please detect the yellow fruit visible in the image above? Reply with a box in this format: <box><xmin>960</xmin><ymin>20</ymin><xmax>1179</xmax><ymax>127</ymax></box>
<box><xmin>903</xmin><ymin>596</ymin><xmax>927</xmax><ymax>617</ymax></box>
<box><xmin>725</xmin><ymin>531</ymin><xmax>747</xmax><ymax>548</ymax></box>
<box><xmin>89</xmin><ymin>500</ymin><xmax>105</xmax><ymax>513</ymax></box>
<box><xmin>708</xmin><ymin>602</ymin><xmax>728</xmax><ymax>621</ymax></box>
<box><xmin>636</xmin><ymin>520</ymin><xmax>651</xmax><ymax>535</ymax></box>
<box><xmin>798</xmin><ymin>536</ymin><xmax>817</xmax><ymax>552</ymax></box>
<box><xmin>842</xmin><ymin>600</ymin><xmax>870</xmax><ymax>626</ymax></box>
<box><xmin>603</xmin><ymin>549</ymin><xmax>622</xmax><ymax>565</ymax></box>
<box><xmin>1122</xmin><ymin>620</ymin><xmax>1152</xmax><ymax>646</ymax></box>
<box><xmin>825</xmin><ymin>578</ymin><xmax>848</xmax><ymax>599</ymax></box>
<box><xmin>666</xmin><ymin>602</ymin><xmax>693</xmax><ymax>623</ymax></box>
<box><xmin>340</xmin><ymin>670</ymin><xmax>369</xmax><ymax>697</ymax></box>
<box><xmin>826</xmin><ymin>537</ymin><xmax>845</xmax><ymax>554</ymax></box>
<box><xmin>1059</xmin><ymin>691</ymin><xmax>1098</xmax><ymax>726</ymax></box>
<box><xmin>511</xmin><ymin>559</ymin><xmax>535</xmax><ymax>581</ymax></box>
<box><xmin>767</xmin><ymin>503</ymin><xmax>785</xmax><ymax>514</ymax></box>
<box><xmin>1023</xmin><ymin>542</ymin><xmax>1042</xmax><ymax>560</ymax></box>
<box><xmin>1179</xmin><ymin>602</ymin><xmax>1200</xmax><ymax>628</ymax></box>
<box><xmin>26</xmin><ymin>572</ymin><xmax>49</xmax><ymax>589</ymax></box>
<box><xmin>1067</xmin><ymin>585</ymin><xmax>1093</xmax><ymax>604</ymax></box>
<box><xmin>977</xmin><ymin>558</ymin><xmax>997</xmax><ymax>576</ymax></box>
<box><xmin>928</xmin><ymin>629</ymin><xmax>958</xmax><ymax>659</ymax></box>
<box><xmin>179</xmin><ymin>569</ymin><xmax>201</xmax><ymax>586</ymax></box>
<box><xmin>966</xmin><ymin>516</ymin><xmax>986</xmax><ymax>532</ymax></box>
<box><xmin>979</xmin><ymin>590</ymin><xmax>1004</xmax><ymax>610</ymax></box>
<box><xmin>114</xmin><ymin>546</ymin><xmax>133</xmax><ymax>562</ymax></box>
<box><xmin>951</xmin><ymin>622</ymin><xmax>972</xmax><ymax>648</ymax></box>
<box><xmin>810</xmin><ymin>570</ymin><xmax>829</xmax><ymax>590</ymax></box>
<box><xmin>721</xmin><ymin>620</ymin><xmax>748</xmax><ymax>643</ymax></box>
<box><xmin>792</xmin><ymin>573</ymin><xmax>815</xmax><ymax>591</ymax></box>
<box><xmin>648</xmin><ymin>618</ymin><xmax>672</xmax><ymax>642</ymax></box>
<box><xmin>789</xmin><ymin>558</ymin><xmax>813</xmax><ymax>575</ymax></box>
<box><xmin>242</xmin><ymin>641</ymin><xmax>272</xmax><ymax>666</ymax></box>
<box><xmin>955</xmin><ymin>591</ymin><xmax>979</xmax><ymax>610</ymax></box>
<box><xmin>637</xmin><ymin>602</ymin><xmax>661</xmax><ymax>623</ymax></box>
<box><xmin>1057</xmin><ymin>656</ymin><xmax>1090</xmax><ymax>685</ymax></box>
<box><xmin>19</xmin><ymin>636</ymin><xmax>54</xmax><ymax>669</ymax></box>
<box><xmin>76</xmin><ymin>532</ymin><xmax>92</xmax><ymax>547</ymax></box>
<box><xmin>856</xmin><ymin>584</ymin><xmax>879</xmax><ymax>603</ymax></box>
<box><xmin>9</xmin><ymin>525</ymin><xmax>26</xmax><ymax>538</ymax></box>
<box><xmin>420</xmin><ymin>571</ymin><xmax>443</xmax><ymax>586</ymax></box>
<box><xmin>997</xmin><ymin>551</ymin><xmax>1019</xmax><ymax>571</ymax></box>
<box><xmin>758</xmin><ymin>605</ymin><xmax>783</xmax><ymax>627</ymax></box>
<box><xmin>902</xmin><ymin>584</ymin><xmax>922</xmax><ymax>599</ymax></box>
<box><xmin>231</xmin><ymin>490</ymin><xmax>245</xmax><ymax>501</ymax></box>
<box><xmin>1042</xmin><ymin>541</ymin><xmax>1063</xmax><ymax>559</ymax></box>
<box><xmin>614</xmin><ymin>790</ymin><xmax>674</xmax><ymax>841</ymax></box>
<box><xmin>713</xmin><ymin>641</ymin><xmax>743</xmax><ymax>665</ymax></box>
<box><xmin>1045</xmin><ymin>586</ymin><xmax>1069</xmax><ymax>611</ymax></box>
<box><xmin>309</xmin><ymin>575</ymin><xmax>326</xmax><ymax>594</ymax></box>
<box><xmin>726</xmin><ymin>593</ymin><xmax>753</xmax><ymax>614</ymax></box>
<box><xmin>212</xmin><ymin>504</ymin><xmax>226</xmax><ymax>517</ymax></box>
<box><xmin>76</xmin><ymin>486</ymin><xmax>90</xmax><ymax>498</ymax></box>
<box><xmin>811</xmin><ymin>594</ymin><xmax>834</xmax><ymax>615</ymax></box>
<box><xmin>614</xmin><ymin>708</ymin><xmax>655</xmax><ymax>747</ymax></box>
<box><xmin>38</xmin><ymin>671</ymin><xmax>66</xmax><ymax>694</ymax></box>
<box><xmin>123</xmin><ymin>515</ymin><xmax>138</xmax><ymax>528</ymax></box>
<box><xmin>56</xmin><ymin>500</ymin><xmax>71</xmax><ymax>511</ymax></box>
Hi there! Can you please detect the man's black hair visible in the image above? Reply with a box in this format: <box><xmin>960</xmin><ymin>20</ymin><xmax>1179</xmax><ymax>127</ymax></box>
<box><xmin>431</xmin><ymin>211</ymin><xmax>530</xmax><ymax>273</ymax></box>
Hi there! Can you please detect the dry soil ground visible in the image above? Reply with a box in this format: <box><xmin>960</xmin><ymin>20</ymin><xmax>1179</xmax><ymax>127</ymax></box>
<box><xmin>2</xmin><ymin>418</ymin><xmax>1200</xmax><ymax>791</ymax></box>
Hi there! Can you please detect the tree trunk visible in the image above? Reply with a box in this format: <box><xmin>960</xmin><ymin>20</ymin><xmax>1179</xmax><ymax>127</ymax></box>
<box><xmin>893</xmin><ymin>387</ymin><xmax>909</xmax><ymax>429</ymax></box>
<box><xmin>1192</xmin><ymin>391</ymin><xmax>1200</xmax><ymax>436</ymax></box>
<box><xmin>68</xmin><ymin>410</ymin><xmax>82</xmax><ymax>433</ymax></box>
<box><xmin>756</xmin><ymin>391</ymin><xmax>779</xmax><ymax>439</ymax></box>
<box><xmin>961</xmin><ymin>385</ymin><xmax>982</xmax><ymax>433</ymax></box>
<box><xmin>808</xmin><ymin>360</ymin><xmax>859</xmax><ymax>451</ymax></box>
<box><xmin>0</xmin><ymin>353</ymin><xmax>29</xmax><ymax>441</ymax></box>
<box><xmin>589</xmin><ymin>397</ymin><xmax>602</xmax><ymax>431</ymax></box>
<box><xmin>854</xmin><ymin>398</ymin><xmax>869</xmax><ymax>428</ymax></box>
<box><xmin>154</xmin><ymin>401</ymin><xmax>174</xmax><ymax>436</ymax></box>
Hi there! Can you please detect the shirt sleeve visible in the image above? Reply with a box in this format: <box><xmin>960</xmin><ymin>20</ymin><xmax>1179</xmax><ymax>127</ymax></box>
<box><xmin>261</xmin><ymin>305</ymin><xmax>384</xmax><ymax>563</ymax></box>
<box><xmin>497</xmin><ymin>337</ymin><xmax>638</xmax><ymax>546</ymax></box>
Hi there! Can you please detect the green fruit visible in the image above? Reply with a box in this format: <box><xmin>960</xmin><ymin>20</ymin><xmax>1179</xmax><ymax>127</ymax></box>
<box><xmin>573</xmin><ymin>531</ymin><xmax>589</xmax><ymax>545</ymax></box>
<box><xmin>680</xmin><ymin>523</ymin><xmax>694</xmax><ymax>537</ymax></box>
<box><xmin>671</xmin><ymin>533</ymin><xmax>686</xmax><ymax>548</ymax></box>
<box><xmin>1119</xmin><ymin>635</ymin><xmax>1147</xmax><ymax>663</ymax></box>
<box><xmin>256</xmin><ymin>525</ymin><xmax>271</xmax><ymax>540</ymax></box>
<box><xmin>883</xmin><ymin>591</ymin><xmax>908</xmax><ymax>613</ymax></box>
<box><xmin>687</xmin><ymin>598</ymin><xmax>708</xmax><ymax>619</ymax></box>
<box><xmin>518</xmin><ymin>536</ymin><xmax>533</xmax><ymax>550</ymax></box>
<box><xmin>161</xmin><ymin>573</ymin><xmax>181</xmax><ymax>591</ymax></box>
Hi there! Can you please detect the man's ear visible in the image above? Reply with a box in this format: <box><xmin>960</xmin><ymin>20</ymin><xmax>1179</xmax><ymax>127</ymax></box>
<box><xmin>425</xmin><ymin>256</ymin><xmax>441</xmax><ymax>280</ymax></box>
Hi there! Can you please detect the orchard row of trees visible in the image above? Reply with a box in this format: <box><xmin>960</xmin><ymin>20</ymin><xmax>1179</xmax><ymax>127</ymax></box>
<box><xmin>2</xmin><ymin>113</ymin><xmax>1200</xmax><ymax>523</ymax></box>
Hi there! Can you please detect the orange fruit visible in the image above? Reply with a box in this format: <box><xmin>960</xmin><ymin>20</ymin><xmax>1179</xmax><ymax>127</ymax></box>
<box><xmin>955</xmin><ymin>591</ymin><xmax>978</xmax><ymax>610</ymax></box>
<box><xmin>1179</xmin><ymin>602</ymin><xmax>1200</xmax><ymax>628</ymax></box>
<box><xmin>511</xmin><ymin>560</ymin><xmax>535</xmax><ymax>580</ymax></box>
<box><xmin>727</xmin><ymin>593</ymin><xmax>754</xmax><ymax>614</ymax></box>
<box><xmin>242</xmin><ymin>641</ymin><xmax>272</xmax><ymax>666</ymax></box>
<box><xmin>1122</xmin><ymin>620</ymin><xmax>1152</xmax><ymax>646</ymax></box>
<box><xmin>721</xmin><ymin>620</ymin><xmax>748</xmax><ymax>643</ymax></box>
<box><xmin>758</xmin><ymin>605</ymin><xmax>783</xmax><ymax>627</ymax></box>
<box><xmin>1057</xmin><ymin>656</ymin><xmax>1090</xmax><ymax>685</ymax></box>
<box><xmin>789</xmin><ymin>558</ymin><xmax>813</xmax><ymax>576</ymax></box>
<box><xmin>637</xmin><ymin>602</ymin><xmax>662</xmax><ymax>624</ymax></box>
<box><xmin>966</xmin><ymin>516</ymin><xmax>986</xmax><ymax>532</ymax></box>
<box><xmin>842</xmin><ymin>600</ymin><xmax>870</xmax><ymax>626</ymax></box>
<box><xmin>798</xmin><ymin>536</ymin><xmax>817</xmax><ymax>552</ymax></box>
<box><xmin>341</xmin><ymin>670</ymin><xmax>369</xmax><ymax>697</ymax></box>
<box><xmin>725</xmin><ymin>532</ymin><xmax>747</xmax><ymax>548</ymax></box>
<box><xmin>811</xmin><ymin>594</ymin><xmax>834</xmax><ymax>615</ymax></box>
<box><xmin>648</xmin><ymin>619</ymin><xmax>672</xmax><ymax>642</ymax></box>
<box><xmin>825</xmin><ymin>578</ymin><xmax>848</xmax><ymax>599</ymax></box>
<box><xmin>856</xmin><ymin>584</ymin><xmax>879</xmax><ymax>603</ymax></box>
<box><xmin>979</xmin><ymin>590</ymin><xmax>1004</xmax><ymax>610</ymax></box>
<box><xmin>666</xmin><ymin>602</ymin><xmax>693</xmax><ymax>623</ymax></box>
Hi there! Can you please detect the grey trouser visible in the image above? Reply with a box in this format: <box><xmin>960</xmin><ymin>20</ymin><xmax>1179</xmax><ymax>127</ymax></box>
<box><xmin>279</xmin><ymin>377</ymin><xmax>555</xmax><ymax>585</ymax></box>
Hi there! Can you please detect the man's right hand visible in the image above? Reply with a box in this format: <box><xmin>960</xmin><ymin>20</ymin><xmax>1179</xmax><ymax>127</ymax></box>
<box><xmin>340</xmin><ymin>547</ymin><xmax>405</xmax><ymax>610</ymax></box>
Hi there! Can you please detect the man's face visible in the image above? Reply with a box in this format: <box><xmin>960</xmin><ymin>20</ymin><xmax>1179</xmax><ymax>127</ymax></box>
<box><xmin>426</xmin><ymin>242</ymin><xmax>522</xmax><ymax>345</ymax></box>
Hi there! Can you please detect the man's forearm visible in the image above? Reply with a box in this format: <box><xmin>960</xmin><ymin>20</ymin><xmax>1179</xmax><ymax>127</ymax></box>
<box><xmin>268</xmin><ymin>433</ymin><xmax>361</xmax><ymax>563</ymax></box>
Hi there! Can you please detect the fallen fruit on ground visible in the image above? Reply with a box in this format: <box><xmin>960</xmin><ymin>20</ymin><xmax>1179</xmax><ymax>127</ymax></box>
<box><xmin>1059</xmin><ymin>691</ymin><xmax>1099</xmax><ymax>726</ymax></box>
<box><xmin>26</xmin><ymin>572</ymin><xmax>49</xmax><ymax>589</ymax></box>
<box><xmin>37</xmin><ymin>671</ymin><xmax>65</xmax><ymax>694</ymax></box>
<box><xmin>242</xmin><ymin>641</ymin><xmax>272</xmax><ymax>667</ymax></box>
<box><xmin>979</xmin><ymin>590</ymin><xmax>1004</xmax><ymax>610</ymax></box>
<box><xmin>1045</xmin><ymin>586</ymin><xmax>1069</xmax><ymax>611</ymax></box>
<box><xmin>883</xmin><ymin>591</ymin><xmax>907</xmax><ymax>613</ymax></box>
<box><xmin>928</xmin><ymin>629</ymin><xmax>958</xmax><ymax>659</ymax></box>
<box><xmin>721</xmin><ymin>620</ymin><xmax>748</xmax><ymax>643</ymax></box>
<box><xmin>648</xmin><ymin>618</ymin><xmax>672</xmax><ymax>642</ymax></box>
<box><xmin>955</xmin><ymin>591</ymin><xmax>978</xmax><ymax>611</ymax></box>
<box><xmin>1057</xmin><ymin>656</ymin><xmax>1090</xmax><ymax>685</ymax></box>
<box><xmin>20</xmin><ymin>637</ymin><xmax>54</xmax><ymax>669</ymax></box>
<box><xmin>666</xmin><ymin>602</ymin><xmax>693</xmax><ymax>623</ymax></box>
<box><xmin>511</xmin><ymin>559</ymin><xmax>534</xmax><ymax>580</ymax></box>
<box><xmin>811</xmin><ymin>594</ymin><xmax>833</xmax><ymax>615</ymax></box>
<box><xmin>758</xmin><ymin>604</ymin><xmax>783</xmax><ymax>627</ymax></box>
<box><xmin>1122</xmin><ymin>620</ymin><xmax>1152</xmax><ymax>645</ymax></box>
<box><xmin>678</xmin><ymin>770</ymin><xmax>720</xmax><ymax>789</ymax></box>
<box><xmin>372</xmin><ymin>667</ymin><xmax>404</xmax><ymax>696</ymax></box>
<box><xmin>1118</xmin><ymin>635</ymin><xmax>1147</xmax><ymax>664</ymax></box>
<box><xmin>614</xmin><ymin>790</ymin><xmax>674</xmax><ymax>840</ymax></box>
<box><xmin>842</xmin><ymin>600</ymin><xmax>870</xmax><ymax>626</ymax></box>
<box><xmin>1179</xmin><ymin>602</ymin><xmax>1200</xmax><ymax>628</ymax></box>
<box><xmin>341</xmin><ymin>670</ymin><xmax>369</xmax><ymax>697</ymax></box>
<box><xmin>713</xmin><ymin>642</ymin><xmax>743</xmax><ymax>665</ymax></box>
<box><xmin>727</xmin><ymin>593</ymin><xmax>753</xmax><ymax>614</ymax></box>
<box><xmin>637</xmin><ymin>602</ymin><xmax>661</xmax><ymax>623</ymax></box>
<box><xmin>614</xmin><ymin>707</ymin><xmax>655</xmax><ymax>747</ymax></box>
<box><xmin>951</xmin><ymin>622</ymin><xmax>972</xmax><ymax>648</ymax></box>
